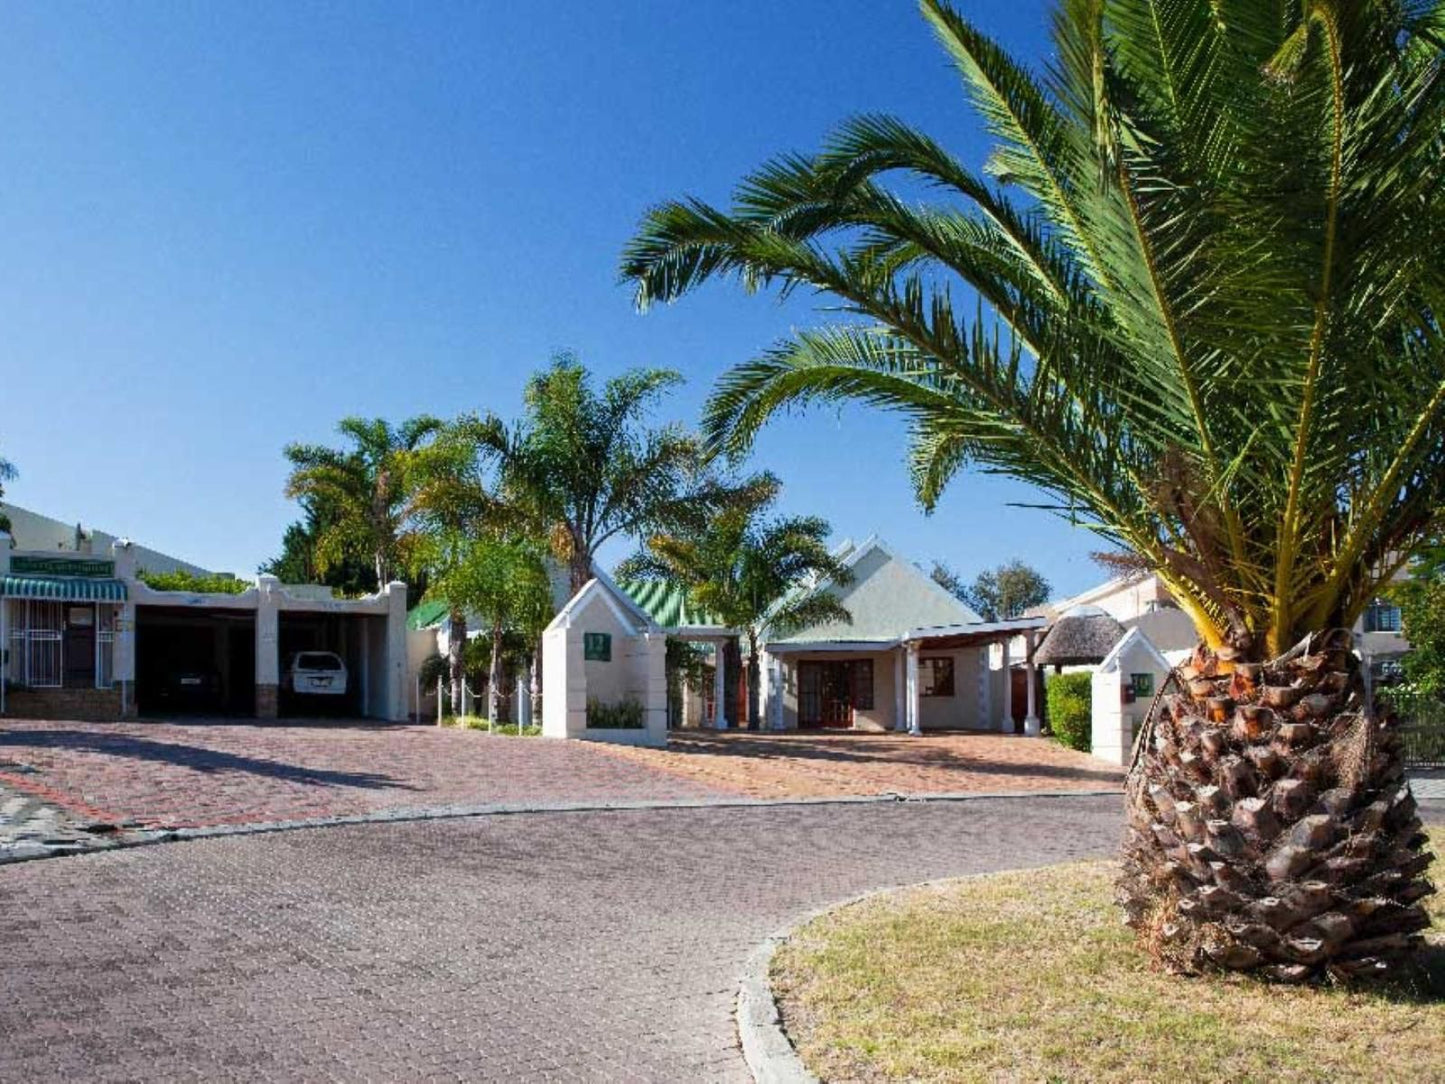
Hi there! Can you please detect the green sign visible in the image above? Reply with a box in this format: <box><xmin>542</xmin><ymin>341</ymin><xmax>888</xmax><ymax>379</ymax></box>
<box><xmin>11</xmin><ymin>556</ymin><xmax>115</xmax><ymax>579</ymax></box>
<box><xmin>583</xmin><ymin>632</ymin><xmax>612</xmax><ymax>662</ymax></box>
<box><xmin>1131</xmin><ymin>672</ymin><xmax>1155</xmax><ymax>698</ymax></box>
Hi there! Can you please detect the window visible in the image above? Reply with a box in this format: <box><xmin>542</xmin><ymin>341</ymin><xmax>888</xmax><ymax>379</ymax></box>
<box><xmin>1363</xmin><ymin>599</ymin><xmax>1403</xmax><ymax>633</ymax></box>
<box><xmin>920</xmin><ymin>656</ymin><xmax>955</xmax><ymax>697</ymax></box>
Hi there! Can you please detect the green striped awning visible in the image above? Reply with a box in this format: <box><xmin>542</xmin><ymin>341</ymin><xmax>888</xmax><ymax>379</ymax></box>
<box><xmin>616</xmin><ymin>578</ymin><xmax>723</xmax><ymax>629</ymax></box>
<box><xmin>1</xmin><ymin>575</ymin><xmax>128</xmax><ymax>601</ymax></box>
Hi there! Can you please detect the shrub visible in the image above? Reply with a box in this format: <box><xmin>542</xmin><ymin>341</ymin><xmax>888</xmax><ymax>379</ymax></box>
<box><xmin>586</xmin><ymin>697</ymin><xmax>644</xmax><ymax>729</ymax></box>
<box><xmin>1046</xmin><ymin>672</ymin><xmax>1093</xmax><ymax>752</ymax></box>
<box><xmin>138</xmin><ymin>569</ymin><xmax>251</xmax><ymax>595</ymax></box>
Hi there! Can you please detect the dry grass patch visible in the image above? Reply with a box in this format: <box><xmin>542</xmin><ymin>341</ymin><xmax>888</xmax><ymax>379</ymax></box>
<box><xmin>773</xmin><ymin>831</ymin><xmax>1443</xmax><ymax>1082</ymax></box>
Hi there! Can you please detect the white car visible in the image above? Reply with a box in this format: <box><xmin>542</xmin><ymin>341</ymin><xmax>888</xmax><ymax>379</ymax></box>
<box><xmin>286</xmin><ymin>651</ymin><xmax>348</xmax><ymax>696</ymax></box>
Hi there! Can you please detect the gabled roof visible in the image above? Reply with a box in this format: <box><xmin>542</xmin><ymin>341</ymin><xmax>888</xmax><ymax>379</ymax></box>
<box><xmin>616</xmin><ymin>577</ymin><xmax>725</xmax><ymax>630</ymax></box>
<box><xmin>545</xmin><ymin>575</ymin><xmax>658</xmax><ymax>635</ymax></box>
<box><xmin>1097</xmin><ymin>625</ymin><xmax>1172</xmax><ymax>674</ymax></box>
<box><xmin>765</xmin><ymin>535</ymin><xmax>981</xmax><ymax>644</ymax></box>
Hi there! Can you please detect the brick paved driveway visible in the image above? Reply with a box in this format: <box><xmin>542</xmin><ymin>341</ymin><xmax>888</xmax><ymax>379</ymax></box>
<box><xmin>0</xmin><ymin>795</ymin><xmax>1122</xmax><ymax>1081</ymax></box>
<box><xmin>0</xmin><ymin>720</ymin><xmax>1120</xmax><ymax>832</ymax></box>
<box><xmin>0</xmin><ymin>719</ymin><xmax>728</xmax><ymax>830</ymax></box>
<box><xmin>597</xmin><ymin>728</ymin><xmax>1125</xmax><ymax>799</ymax></box>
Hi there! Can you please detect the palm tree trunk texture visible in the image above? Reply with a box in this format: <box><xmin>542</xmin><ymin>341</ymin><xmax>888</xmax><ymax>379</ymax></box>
<box><xmin>1119</xmin><ymin>630</ymin><xmax>1434</xmax><ymax>982</ymax></box>
<box><xmin>447</xmin><ymin>610</ymin><xmax>466</xmax><ymax>717</ymax></box>
<box><xmin>488</xmin><ymin>622</ymin><xmax>503</xmax><ymax>726</ymax></box>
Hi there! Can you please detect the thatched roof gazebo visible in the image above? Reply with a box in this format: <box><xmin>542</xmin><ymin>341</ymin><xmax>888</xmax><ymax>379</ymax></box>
<box><xmin>1033</xmin><ymin>606</ymin><xmax>1127</xmax><ymax>671</ymax></box>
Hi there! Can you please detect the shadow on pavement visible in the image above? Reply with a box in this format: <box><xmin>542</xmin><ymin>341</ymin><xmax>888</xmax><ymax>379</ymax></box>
<box><xmin>0</xmin><ymin>729</ymin><xmax>411</xmax><ymax>791</ymax></box>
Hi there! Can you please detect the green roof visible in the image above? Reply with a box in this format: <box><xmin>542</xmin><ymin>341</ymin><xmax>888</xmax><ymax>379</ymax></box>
<box><xmin>1</xmin><ymin>575</ymin><xmax>127</xmax><ymax>602</ymax></box>
<box><xmin>616</xmin><ymin>578</ymin><xmax>723</xmax><ymax>629</ymax></box>
<box><xmin>407</xmin><ymin>599</ymin><xmax>450</xmax><ymax>631</ymax></box>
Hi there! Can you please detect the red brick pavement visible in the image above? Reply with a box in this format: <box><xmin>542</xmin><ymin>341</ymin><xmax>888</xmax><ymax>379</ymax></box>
<box><xmin>0</xmin><ymin>719</ymin><xmax>1122</xmax><ymax>831</ymax></box>
<box><xmin>596</xmin><ymin>729</ymin><xmax>1126</xmax><ymax>799</ymax></box>
<box><xmin>0</xmin><ymin>719</ymin><xmax>728</xmax><ymax>829</ymax></box>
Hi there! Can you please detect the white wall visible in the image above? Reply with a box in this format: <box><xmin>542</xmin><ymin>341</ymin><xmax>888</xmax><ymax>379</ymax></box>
<box><xmin>2</xmin><ymin>502</ymin><xmax>213</xmax><ymax>577</ymax></box>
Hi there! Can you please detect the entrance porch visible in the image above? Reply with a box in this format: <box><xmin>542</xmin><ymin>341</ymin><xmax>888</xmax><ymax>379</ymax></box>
<box><xmin>764</xmin><ymin>618</ymin><xmax>1047</xmax><ymax>735</ymax></box>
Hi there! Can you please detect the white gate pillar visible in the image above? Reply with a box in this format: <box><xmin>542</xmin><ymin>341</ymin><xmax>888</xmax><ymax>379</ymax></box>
<box><xmin>1023</xmin><ymin>629</ymin><xmax>1041</xmax><ymax>736</ymax></box>
<box><xmin>905</xmin><ymin>641</ymin><xmax>922</xmax><ymax>736</ymax></box>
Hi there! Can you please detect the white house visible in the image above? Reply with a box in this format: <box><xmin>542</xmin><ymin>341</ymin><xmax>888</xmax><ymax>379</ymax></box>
<box><xmin>614</xmin><ymin>537</ymin><xmax>1048</xmax><ymax>737</ymax></box>
<box><xmin>2</xmin><ymin>516</ymin><xmax>410</xmax><ymax>722</ymax></box>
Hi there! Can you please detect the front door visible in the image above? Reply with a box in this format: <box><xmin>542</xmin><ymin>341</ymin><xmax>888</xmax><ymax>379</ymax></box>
<box><xmin>63</xmin><ymin>605</ymin><xmax>95</xmax><ymax>688</ymax></box>
<box><xmin>798</xmin><ymin>661</ymin><xmax>857</xmax><ymax>728</ymax></box>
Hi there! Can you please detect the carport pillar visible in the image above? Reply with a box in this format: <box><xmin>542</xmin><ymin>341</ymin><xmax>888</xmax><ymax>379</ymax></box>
<box><xmin>905</xmin><ymin>641</ymin><xmax>922</xmax><ymax>736</ymax></box>
<box><xmin>384</xmin><ymin>581</ymin><xmax>409</xmax><ymax>722</ymax></box>
<box><xmin>893</xmin><ymin>649</ymin><xmax>907</xmax><ymax>732</ymax></box>
<box><xmin>712</xmin><ymin>639</ymin><xmax>729</xmax><ymax>729</ymax></box>
<box><xmin>255</xmin><ymin>575</ymin><xmax>281</xmax><ymax>718</ymax></box>
<box><xmin>110</xmin><ymin>540</ymin><xmax>138</xmax><ymax>716</ymax></box>
<box><xmin>1023</xmin><ymin>630</ymin><xmax>1041</xmax><ymax>737</ymax></box>
<box><xmin>998</xmin><ymin>635</ymin><xmax>1013</xmax><ymax>733</ymax></box>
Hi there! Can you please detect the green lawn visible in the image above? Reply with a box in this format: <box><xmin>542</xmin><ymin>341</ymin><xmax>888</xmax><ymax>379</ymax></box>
<box><xmin>773</xmin><ymin>832</ymin><xmax>1443</xmax><ymax>1082</ymax></box>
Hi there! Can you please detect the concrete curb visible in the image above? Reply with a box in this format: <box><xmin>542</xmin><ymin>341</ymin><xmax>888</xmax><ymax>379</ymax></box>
<box><xmin>0</xmin><ymin>789</ymin><xmax>1122</xmax><ymax>867</ymax></box>
<box><xmin>734</xmin><ymin>868</ymin><xmax>1016</xmax><ymax>1084</ymax></box>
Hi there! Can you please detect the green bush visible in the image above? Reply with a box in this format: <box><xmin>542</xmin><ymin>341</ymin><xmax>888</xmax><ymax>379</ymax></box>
<box><xmin>1046</xmin><ymin>672</ymin><xmax>1093</xmax><ymax>752</ymax></box>
<box><xmin>138</xmin><ymin>569</ymin><xmax>251</xmax><ymax>595</ymax></box>
<box><xmin>586</xmin><ymin>697</ymin><xmax>644</xmax><ymax>729</ymax></box>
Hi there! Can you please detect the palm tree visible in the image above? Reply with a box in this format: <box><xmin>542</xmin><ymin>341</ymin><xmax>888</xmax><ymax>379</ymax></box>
<box><xmin>282</xmin><ymin>416</ymin><xmax>442</xmax><ymax>590</ymax></box>
<box><xmin>621</xmin><ymin>473</ymin><xmax>852</xmax><ymax>730</ymax></box>
<box><xmin>484</xmin><ymin>354</ymin><xmax>726</xmax><ymax>594</ymax></box>
<box><xmin>0</xmin><ymin>452</ymin><xmax>15</xmax><ymax>534</ymax></box>
<box><xmin>421</xmin><ymin>530</ymin><xmax>552</xmax><ymax>726</ymax></box>
<box><xmin>623</xmin><ymin>0</ymin><xmax>1443</xmax><ymax>980</ymax></box>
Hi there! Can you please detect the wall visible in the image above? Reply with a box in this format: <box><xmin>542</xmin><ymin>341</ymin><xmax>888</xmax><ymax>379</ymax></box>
<box><xmin>2</xmin><ymin>502</ymin><xmax>212</xmax><ymax>577</ymax></box>
<box><xmin>540</xmin><ymin>582</ymin><xmax>667</xmax><ymax>747</ymax></box>
<box><xmin>917</xmin><ymin>647</ymin><xmax>990</xmax><ymax>730</ymax></box>
<box><xmin>1092</xmin><ymin>634</ymin><xmax>1170</xmax><ymax>766</ymax></box>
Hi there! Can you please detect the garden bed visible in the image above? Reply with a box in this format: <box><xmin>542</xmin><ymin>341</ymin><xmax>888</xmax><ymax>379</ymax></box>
<box><xmin>772</xmin><ymin>836</ymin><xmax>1443</xmax><ymax>1082</ymax></box>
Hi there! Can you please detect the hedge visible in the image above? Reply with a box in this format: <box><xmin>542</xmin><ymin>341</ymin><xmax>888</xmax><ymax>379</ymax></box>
<box><xmin>1046</xmin><ymin>671</ymin><xmax>1093</xmax><ymax>752</ymax></box>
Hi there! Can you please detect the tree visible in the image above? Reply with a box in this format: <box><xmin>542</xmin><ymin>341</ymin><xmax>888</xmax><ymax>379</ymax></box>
<box><xmin>623</xmin><ymin>0</ymin><xmax>1443</xmax><ymax>979</ymax></box>
<box><xmin>260</xmin><ymin>502</ymin><xmax>380</xmax><ymax>598</ymax></box>
<box><xmin>281</xmin><ymin>416</ymin><xmax>442</xmax><ymax>591</ymax></box>
<box><xmin>0</xmin><ymin>451</ymin><xmax>14</xmax><ymax>534</ymax></box>
<box><xmin>482</xmin><ymin>354</ymin><xmax>727</xmax><ymax>594</ymax></box>
<box><xmin>1391</xmin><ymin>541</ymin><xmax>1445</xmax><ymax>702</ymax></box>
<box><xmin>421</xmin><ymin>531</ymin><xmax>552</xmax><ymax>726</ymax></box>
<box><xmin>932</xmin><ymin>559</ymin><xmax>1051</xmax><ymax>621</ymax></box>
<box><xmin>621</xmin><ymin>473</ymin><xmax>852</xmax><ymax>730</ymax></box>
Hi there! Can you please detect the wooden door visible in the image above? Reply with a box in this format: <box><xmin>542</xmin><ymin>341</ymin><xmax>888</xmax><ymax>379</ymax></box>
<box><xmin>799</xmin><ymin>661</ymin><xmax>854</xmax><ymax>727</ymax></box>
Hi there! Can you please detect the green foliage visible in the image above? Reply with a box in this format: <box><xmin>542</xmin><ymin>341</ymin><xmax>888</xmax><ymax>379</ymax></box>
<box><xmin>454</xmin><ymin>353</ymin><xmax>751</xmax><ymax>594</ymax></box>
<box><xmin>1046</xmin><ymin>672</ymin><xmax>1093</xmax><ymax>753</ymax></box>
<box><xmin>1391</xmin><ymin>544</ymin><xmax>1445</xmax><ymax>702</ymax></box>
<box><xmin>281</xmin><ymin>415</ymin><xmax>442</xmax><ymax>589</ymax></box>
<box><xmin>0</xmin><ymin>449</ymin><xmax>15</xmax><ymax>533</ymax></box>
<box><xmin>422</xmin><ymin>533</ymin><xmax>553</xmax><ymax>647</ymax></box>
<box><xmin>417</xmin><ymin>651</ymin><xmax>448</xmax><ymax>690</ymax></box>
<box><xmin>586</xmin><ymin>696</ymin><xmax>645</xmax><ymax>729</ymax></box>
<box><xmin>620</xmin><ymin>472</ymin><xmax>852</xmax><ymax>643</ymax></box>
<box><xmin>138</xmin><ymin>569</ymin><xmax>251</xmax><ymax>595</ymax></box>
<box><xmin>933</xmin><ymin>560</ymin><xmax>1051</xmax><ymax>621</ymax></box>
<box><xmin>623</xmin><ymin>0</ymin><xmax>1445</xmax><ymax>658</ymax></box>
<box><xmin>260</xmin><ymin>507</ymin><xmax>380</xmax><ymax>599</ymax></box>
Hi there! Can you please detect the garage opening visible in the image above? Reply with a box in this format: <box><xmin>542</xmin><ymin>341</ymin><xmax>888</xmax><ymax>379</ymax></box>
<box><xmin>136</xmin><ymin>607</ymin><xmax>256</xmax><ymax>716</ymax></box>
<box><xmin>277</xmin><ymin>612</ymin><xmax>387</xmax><ymax>718</ymax></box>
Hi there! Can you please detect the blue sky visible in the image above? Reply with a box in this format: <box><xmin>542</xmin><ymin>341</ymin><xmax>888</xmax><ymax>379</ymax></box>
<box><xmin>0</xmin><ymin>1</ymin><xmax>1111</xmax><ymax>600</ymax></box>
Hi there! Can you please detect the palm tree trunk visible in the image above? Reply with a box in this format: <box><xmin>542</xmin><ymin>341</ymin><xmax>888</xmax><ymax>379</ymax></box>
<box><xmin>1118</xmin><ymin>630</ymin><xmax>1433</xmax><ymax>982</ymax></box>
<box><xmin>447</xmin><ymin>610</ymin><xmax>466</xmax><ymax>717</ymax></box>
<box><xmin>488</xmin><ymin>621</ymin><xmax>504</xmax><ymax>727</ymax></box>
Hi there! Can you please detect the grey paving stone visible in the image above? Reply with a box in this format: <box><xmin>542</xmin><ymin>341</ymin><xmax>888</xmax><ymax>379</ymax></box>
<box><xmin>0</xmin><ymin>796</ymin><xmax>1122</xmax><ymax>1081</ymax></box>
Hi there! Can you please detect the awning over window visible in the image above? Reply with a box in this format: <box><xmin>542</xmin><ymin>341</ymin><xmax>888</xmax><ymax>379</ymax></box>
<box><xmin>1</xmin><ymin>575</ymin><xmax>128</xmax><ymax>602</ymax></box>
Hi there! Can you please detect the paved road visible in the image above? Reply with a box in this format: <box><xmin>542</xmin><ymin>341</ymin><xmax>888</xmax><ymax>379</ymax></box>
<box><xmin>0</xmin><ymin>795</ymin><xmax>1121</xmax><ymax>1082</ymax></box>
